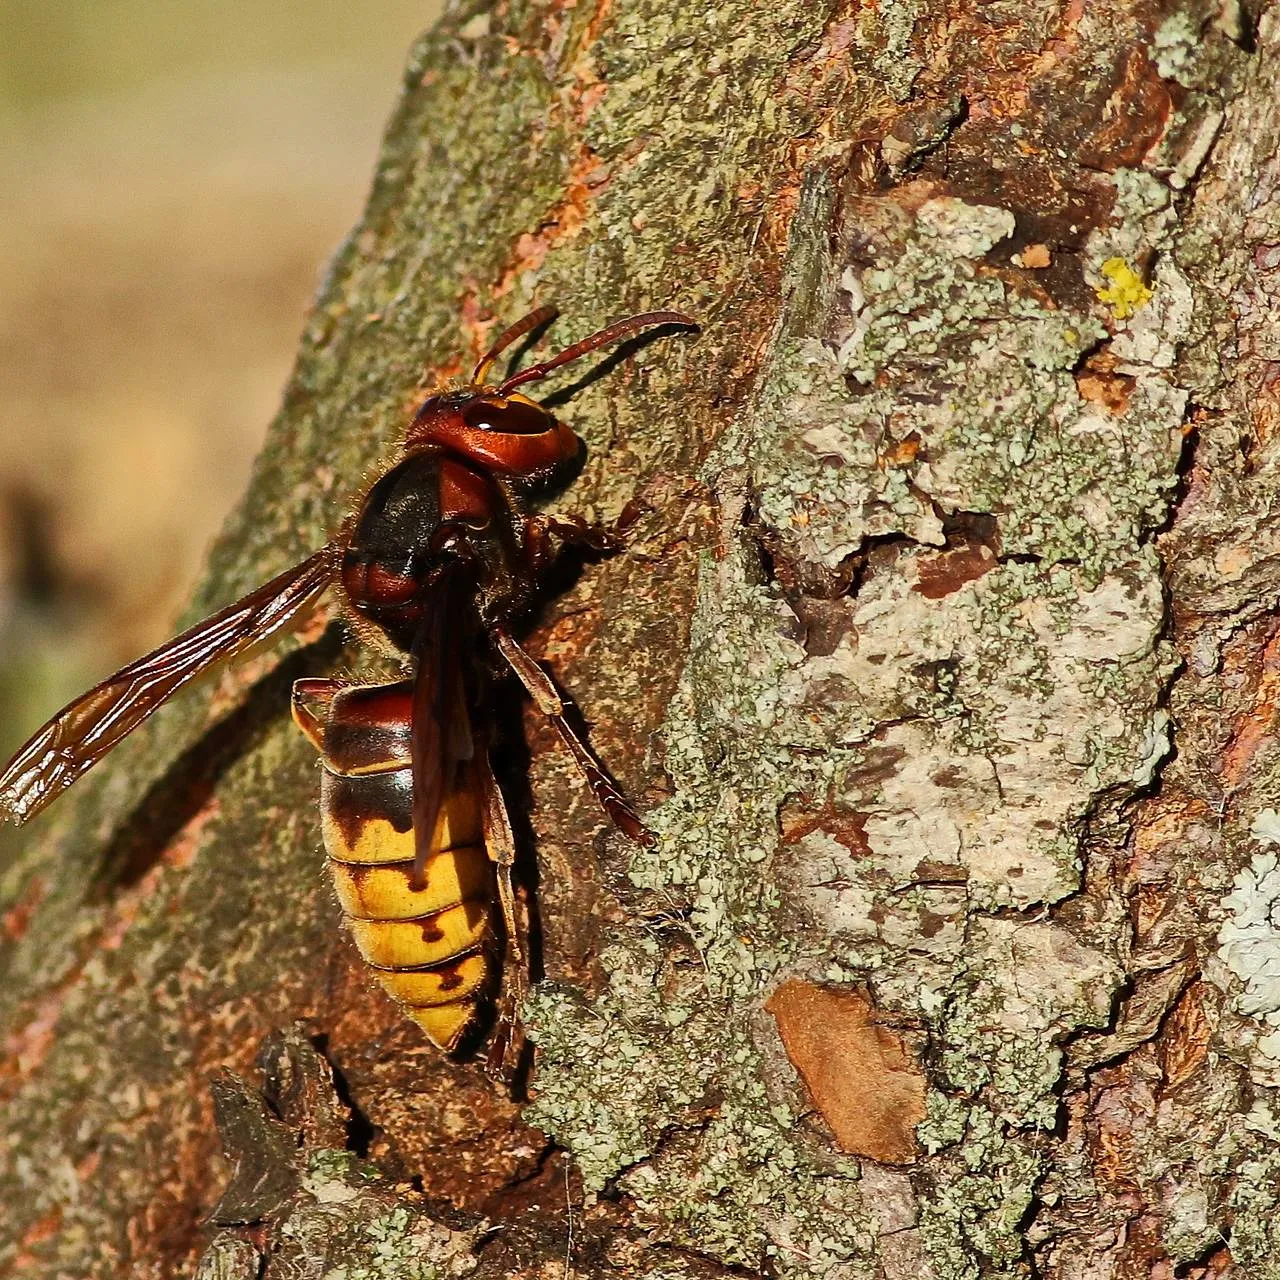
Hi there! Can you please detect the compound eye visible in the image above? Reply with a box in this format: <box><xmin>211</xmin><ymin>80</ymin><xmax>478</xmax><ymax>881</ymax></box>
<box><xmin>461</xmin><ymin>397</ymin><xmax>553</xmax><ymax>435</ymax></box>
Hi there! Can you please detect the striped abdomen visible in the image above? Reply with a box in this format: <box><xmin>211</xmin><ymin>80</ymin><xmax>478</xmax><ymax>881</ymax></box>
<box><xmin>294</xmin><ymin>680</ymin><xmax>496</xmax><ymax>1051</ymax></box>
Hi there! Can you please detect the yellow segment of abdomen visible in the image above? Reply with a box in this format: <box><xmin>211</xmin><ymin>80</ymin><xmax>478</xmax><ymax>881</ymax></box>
<box><xmin>406</xmin><ymin>1002</ymin><xmax>480</xmax><ymax>1048</ymax></box>
<box><xmin>320</xmin><ymin>775</ymin><xmax>483</xmax><ymax>865</ymax></box>
<box><xmin>376</xmin><ymin>951</ymin><xmax>490</xmax><ymax>1007</ymax></box>
<box><xmin>330</xmin><ymin>847</ymin><xmax>492</xmax><ymax>920</ymax></box>
<box><xmin>316</xmin><ymin>761</ymin><xmax>496</xmax><ymax>1051</ymax></box>
<box><xmin>347</xmin><ymin>899</ymin><xmax>490</xmax><ymax>969</ymax></box>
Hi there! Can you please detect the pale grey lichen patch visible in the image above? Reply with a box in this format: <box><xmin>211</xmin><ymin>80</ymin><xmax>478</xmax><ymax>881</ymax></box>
<box><xmin>917</xmin><ymin>1091</ymin><xmax>969</xmax><ymax>1155</ymax></box>
<box><xmin>860</xmin><ymin>0</ymin><xmax>927</xmax><ymax>102</ymax></box>
<box><xmin>749</xmin><ymin>337</ymin><xmax>944</xmax><ymax>570</ymax></box>
<box><xmin>889</xmin><ymin>916</ymin><xmax>1122</xmax><ymax>1273</ymax></box>
<box><xmin>267</xmin><ymin>1150</ymin><xmax>480</xmax><ymax>1280</ymax></box>
<box><xmin>622</xmin><ymin>1107</ymin><xmax>871</xmax><ymax>1273</ymax></box>
<box><xmin>528</xmin><ymin>180</ymin><xmax>1186</xmax><ymax>1273</ymax></box>
<box><xmin>936</xmin><ymin>919</ymin><xmax>1123</xmax><ymax>1126</ymax></box>
<box><xmin>1113</xmin><ymin>255</ymin><xmax>1194</xmax><ymax>369</ymax></box>
<box><xmin>788</xmin><ymin>552</ymin><xmax>1172</xmax><ymax>916</ymax></box>
<box><xmin>1228</xmin><ymin>1103</ymin><xmax>1280</xmax><ymax>1269</ymax></box>
<box><xmin>194</xmin><ymin>1233</ymin><xmax>261</xmax><ymax>1280</ymax></box>
<box><xmin>1216</xmin><ymin>809</ymin><xmax>1280</xmax><ymax>1076</ymax></box>
<box><xmin>1087</xmin><ymin>172</ymin><xmax>1194</xmax><ymax>372</ymax></box>
<box><xmin>835</xmin><ymin>193</ymin><xmax>1183</xmax><ymax>580</ymax></box>
<box><xmin>1153</xmin><ymin>11</ymin><xmax>1206</xmax><ymax>86</ymax></box>
<box><xmin>524</xmin><ymin>938</ymin><xmax>718</xmax><ymax>1190</ymax></box>
<box><xmin>915</xmin><ymin>1109</ymin><xmax>1042</xmax><ymax>1280</ymax></box>
<box><xmin>631</xmin><ymin>532</ymin><xmax>838</xmax><ymax>979</ymax></box>
<box><xmin>1149</xmin><ymin>2</ymin><xmax>1245</xmax><ymax>95</ymax></box>
<box><xmin>914</xmin><ymin>198</ymin><xmax>1017</xmax><ymax>261</ymax></box>
<box><xmin>524</xmin><ymin>931</ymin><xmax>871</xmax><ymax>1276</ymax></box>
<box><xmin>840</xmin><ymin>198</ymin><xmax>1019</xmax><ymax>385</ymax></box>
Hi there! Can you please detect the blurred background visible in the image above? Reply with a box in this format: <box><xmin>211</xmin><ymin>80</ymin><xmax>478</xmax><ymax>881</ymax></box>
<box><xmin>0</xmin><ymin>0</ymin><xmax>444</xmax><ymax>761</ymax></box>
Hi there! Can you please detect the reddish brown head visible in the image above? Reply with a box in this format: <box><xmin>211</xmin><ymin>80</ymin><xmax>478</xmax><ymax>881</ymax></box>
<box><xmin>404</xmin><ymin>390</ymin><xmax>580</xmax><ymax>481</ymax></box>
<box><xmin>404</xmin><ymin>306</ymin><xmax>697</xmax><ymax>481</ymax></box>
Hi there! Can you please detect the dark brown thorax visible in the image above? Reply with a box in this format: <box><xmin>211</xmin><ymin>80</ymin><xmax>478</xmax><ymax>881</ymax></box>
<box><xmin>339</xmin><ymin>388</ymin><xmax>582</xmax><ymax>653</ymax></box>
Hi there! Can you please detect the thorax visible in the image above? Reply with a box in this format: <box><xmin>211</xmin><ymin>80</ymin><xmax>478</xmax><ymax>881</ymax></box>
<box><xmin>339</xmin><ymin>450</ymin><xmax>531</xmax><ymax>652</ymax></box>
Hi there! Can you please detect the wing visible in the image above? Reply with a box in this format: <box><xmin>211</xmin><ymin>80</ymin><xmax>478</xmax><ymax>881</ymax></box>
<box><xmin>408</xmin><ymin>571</ymin><xmax>472</xmax><ymax>889</ymax></box>
<box><xmin>0</xmin><ymin>547</ymin><xmax>335</xmax><ymax>825</ymax></box>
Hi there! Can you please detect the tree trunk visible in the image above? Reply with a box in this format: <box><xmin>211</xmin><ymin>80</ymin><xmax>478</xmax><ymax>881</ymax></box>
<box><xmin>3</xmin><ymin>0</ymin><xmax>1280</xmax><ymax>1275</ymax></box>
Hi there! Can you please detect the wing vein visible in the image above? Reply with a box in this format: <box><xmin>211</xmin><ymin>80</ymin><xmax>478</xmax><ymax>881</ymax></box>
<box><xmin>0</xmin><ymin>547</ymin><xmax>335</xmax><ymax>824</ymax></box>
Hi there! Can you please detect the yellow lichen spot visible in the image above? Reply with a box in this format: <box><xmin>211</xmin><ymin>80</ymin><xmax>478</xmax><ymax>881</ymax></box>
<box><xmin>1096</xmin><ymin>257</ymin><xmax>1153</xmax><ymax>319</ymax></box>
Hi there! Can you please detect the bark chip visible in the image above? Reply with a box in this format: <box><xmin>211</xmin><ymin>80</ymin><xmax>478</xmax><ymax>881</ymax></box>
<box><xmin>765</xmin><ymin>980</ymin><xmax>926</xmax><ymax>1163</ymax></box>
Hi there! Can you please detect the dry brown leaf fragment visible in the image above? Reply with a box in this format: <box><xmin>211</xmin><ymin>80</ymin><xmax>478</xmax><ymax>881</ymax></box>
<box><xmin>766</xmin><ymin>980</ymin><xmax>927</xmax><ymax>1163</ymax></box>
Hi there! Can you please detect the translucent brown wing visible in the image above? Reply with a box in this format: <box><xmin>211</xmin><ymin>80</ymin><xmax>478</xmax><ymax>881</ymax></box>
<box><xmin>409</xmin><ymin>571</ymin><xmax>471</xmax><ymax>889</ymax></box>
<box><xmin>0</xmin><ymin>547</ymin><xmax>335</xmax><ymax>825</ymax></box>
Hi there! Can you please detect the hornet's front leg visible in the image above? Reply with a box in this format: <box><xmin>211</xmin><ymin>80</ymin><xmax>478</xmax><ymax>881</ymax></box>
<box><xmin>523</xmin><ymin>498</ymin><xmax>649</xmax><ymax>575</ymax></box>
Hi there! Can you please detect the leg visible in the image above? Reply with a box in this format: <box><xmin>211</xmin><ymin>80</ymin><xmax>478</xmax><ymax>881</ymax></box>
<box><xmin>523</xmin><ymin>499</ymin><xmax>650</xmax><ymax>574</ymax></box>
<box><xmin>476</xmin><ymin>749</ymin><xmax>528</xmax><ymax>1079</ymax></box>
<box><xmin>290</xmin><ymin>677</ymin><xmax>350</xmax><ymax>753</ymax></box>
<box><xmin>491</xmin><ymin>625</ymin><xmax>654</xmax><ymax>846</ymax></box>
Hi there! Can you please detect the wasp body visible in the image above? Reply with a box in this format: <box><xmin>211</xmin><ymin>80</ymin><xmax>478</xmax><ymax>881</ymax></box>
<box><xmin>294</xmin><ymin>680</ymin><xmax>494</xmax><ymax>1051</ymax></box>
<box><xmin>0</xmin><ymin>304</ymin><xmax>694</xmax><ymax>1057</ymax></box>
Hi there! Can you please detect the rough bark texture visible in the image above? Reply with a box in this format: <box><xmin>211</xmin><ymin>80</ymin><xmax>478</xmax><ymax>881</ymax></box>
<box><xmin>3</xmin><ymin>0</ymin><xmax>1280</xmax><ymax>1275</ymax></box>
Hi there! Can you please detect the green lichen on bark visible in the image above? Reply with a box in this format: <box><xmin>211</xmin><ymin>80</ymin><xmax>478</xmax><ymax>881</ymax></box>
<box><xmin>526</xmin><ymin>155</ymin><xmax>1180</xmax><ymax>1273</ymax></box>
<box><xmin>1229</xmin><ymin>1121</ymin><xmax>1280</xmax><ymax>1273</ymax></box>
<box><xmin>271</xmin><ymin>1150</ymin><xmax>479</xmax><ymax>1280</ymax></box>
<box><xmin>528</xmin><ymin>950</ymin><xmax>871</xmax><ymax>1270</ymax></box>
<box><xmin>525</xmin><ymin>27</ymin><xmax>1230</xmax><ymax>1271</ymax></box>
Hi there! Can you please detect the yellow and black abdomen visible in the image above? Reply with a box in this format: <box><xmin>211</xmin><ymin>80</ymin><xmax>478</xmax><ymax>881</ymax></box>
<box><xmin>293</xmin><ymin>680</ymin><xmax>496</xmax><ymax>1051</ymax></box>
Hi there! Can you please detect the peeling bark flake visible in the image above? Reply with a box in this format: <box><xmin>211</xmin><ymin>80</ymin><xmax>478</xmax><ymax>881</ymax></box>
<box><xmin>765</xmin><ymin>980</ymin><xmax>926</xmax><ymax>1163</ymax></box>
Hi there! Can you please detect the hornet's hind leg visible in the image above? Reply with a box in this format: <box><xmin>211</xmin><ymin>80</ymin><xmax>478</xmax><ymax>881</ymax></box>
<box><xmin>490</xmin><ymin>625</ymin><xmax>653</xmax><ymax>846</ymax></box>
<box><xmin>475</xmin><ymin>746</ymin><xmax>530</xmax><ymax>1082</ymax></box>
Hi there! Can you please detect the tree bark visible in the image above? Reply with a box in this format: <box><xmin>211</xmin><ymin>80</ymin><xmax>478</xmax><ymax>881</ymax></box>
<box><xmin>3</xmin><ymin>0</ymin><xmax>1280</xmax><ymax>1275</ymax></box>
